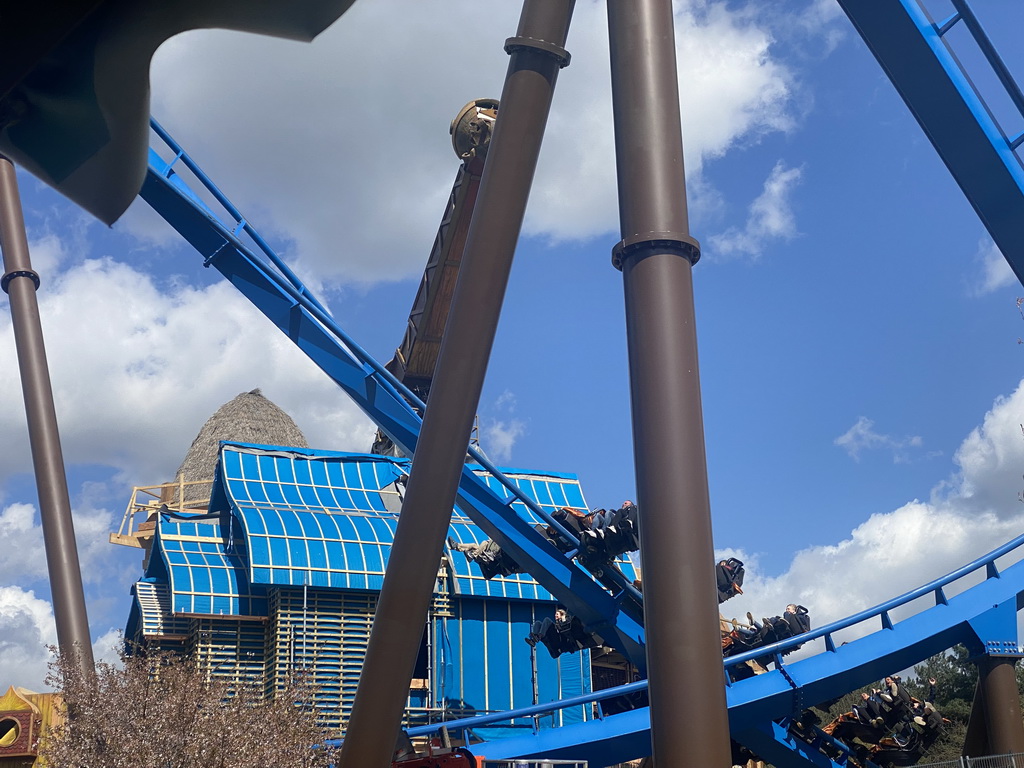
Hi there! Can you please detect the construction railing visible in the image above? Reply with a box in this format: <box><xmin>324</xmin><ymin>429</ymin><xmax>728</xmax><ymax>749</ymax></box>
<box><xmin>919</xmin><ymin>753</ymin><xmax>1024</xmax><ymax>768</ymax></box>
<box><xmin>110</xmin><ymin>477</ymin><xmax>215</xmax><ymax>546</ymax></box>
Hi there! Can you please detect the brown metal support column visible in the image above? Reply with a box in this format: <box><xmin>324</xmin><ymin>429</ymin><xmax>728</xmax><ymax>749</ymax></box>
<box><xmin>976</xmin><ymin>655</ymin><xmax>1024</xmax><ymax>755</ymax></box>
<box><xmin>0</xmin><ymin>155</ymin><xmax>94</xmax><ymax>677</ymax></box>
<box><xmin>338</xmin><ymin>3</ymin><xmax>574</xmax><ymax>766</ymax></box>
<box><xmin>607</xmin><ymin>2</ymin><xmax>731</xmax><ymax>767</ymax></box>
<box><xmin>962</xmin><ymin>679</ymin><xmax>988</xmax><ymax>757</ymax></box>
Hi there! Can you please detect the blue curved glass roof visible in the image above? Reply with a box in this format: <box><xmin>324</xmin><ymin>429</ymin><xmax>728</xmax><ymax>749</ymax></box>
<box><xmin>211</xmin><ymin>443</ymin><xmax>633</xmax><ymax>601</ymax></box>
<box><xmin>144</xmin><ymin>442</ymin><xmax>636</xmax><ymax>616</ymax></box>
<box><xmin>217</xmin><ymin>445</ymin><xmax>406</xmax><ymax>516</ymax></box>
<box><xmin>155</xmin><ymin>513</ymin><xmax>267</xmax><ymax>616</ymax></box>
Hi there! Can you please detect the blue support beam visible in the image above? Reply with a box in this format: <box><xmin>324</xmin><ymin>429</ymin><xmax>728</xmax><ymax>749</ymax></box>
<box><xmin>966</xmin><ymin>597</ymin><xmax>1021</xmax><ymax>658</ymax></box>
<box><xmin>837</xmin><ymin>0</ymin><xmax>1024</xmax><ymax>286</ymax></box>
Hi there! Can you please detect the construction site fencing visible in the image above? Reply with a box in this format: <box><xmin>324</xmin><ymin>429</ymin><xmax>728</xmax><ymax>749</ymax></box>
<box><xmin>918</xmin><ymin>753</ymin><xmax>1024</xmax><ymax>768</ymax></box>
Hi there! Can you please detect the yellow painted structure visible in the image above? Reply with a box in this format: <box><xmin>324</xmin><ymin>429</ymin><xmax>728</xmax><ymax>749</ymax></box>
<box><xmin>0</xmin><ymin>687</ymin><xmax>61</xmax><ymax>768</ymax></box>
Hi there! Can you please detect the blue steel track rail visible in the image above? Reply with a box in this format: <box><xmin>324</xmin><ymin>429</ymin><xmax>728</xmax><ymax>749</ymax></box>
<box><xmin>140</xmin><ymin>120</ymin><xmax>647</xmax><ymax>668</ymax></box>
<box><xmin>837</xmin><ymin>0</ymin><xmax>1024</xmax><ymax>286</ymax></box>
<box><xmin>402</xmin><ymin>532</ymin><xmax>1024</xmax><ymax>767</ymax></box>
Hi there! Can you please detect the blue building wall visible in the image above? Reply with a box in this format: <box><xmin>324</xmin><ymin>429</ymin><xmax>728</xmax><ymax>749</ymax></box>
<box><xmin>440</xmin><ymin>598</ymin><xmax>591</xmax><ymax>727</ymax></box>
<box><xmin>127</xmin><ymin>442</ymin><xmax>609</xmax><ymax>732</ymax></box>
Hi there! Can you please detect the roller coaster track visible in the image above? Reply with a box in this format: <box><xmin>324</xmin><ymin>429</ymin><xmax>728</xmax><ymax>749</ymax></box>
<box><xmin>837</xmin><ymin>0</ymin><xmax>1024</xmax><ymax>284</ymax></box>
<box><xmin>403</xmin><ymin>533</ymin><xmax>1024</xmax><ymax>767</ymax></box>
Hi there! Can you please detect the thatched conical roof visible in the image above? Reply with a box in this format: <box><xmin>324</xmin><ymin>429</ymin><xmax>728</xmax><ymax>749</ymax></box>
<box><xmin>171</xmin><ymin>388</ymin><xmax>308</xmax><ymax>504</ymax></box>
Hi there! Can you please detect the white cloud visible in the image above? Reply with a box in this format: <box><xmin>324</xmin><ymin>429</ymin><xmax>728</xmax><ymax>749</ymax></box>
<box><xmin>494</xmin><ymin>390</ymin><xmax>518</xmax><ymax>411</ymax></box>
<box><xmin>750</xmin><ymin>163</ymin><xmax>803</xmax><ymax>236</ymax></box>
<box><xmin>0</xmin><ymin>505</ymin><xmax>46</xmax><ymax>582</ymax></box>
<box><xmin>0</xmin><ymin>256</ymin><xmax>375</xmax><ymax>488</ymax></box>
<box><xmin>676</xmin><ymin>5</ymin><xmax>797</xmax><ymax>160</ymax></box>
<box><xmin>91</xmin><ymin>628</ymin><xmax>126</xmax><ymax>668</ymax></box>
<box><xmin>834</xmin><ymin>415</ymin><xmax>925</xmax><ymax>464</ymax></box>
<box><xmin>721</xmin><ymin>507</ymin><xmax>1023</xmax><ymax>656</ymax></box>
<box><xmin>528</xmin><ymin>1</ymin><xmax>799</xmax><ymax>243</ymax></box>
<box><xmin>26</xmin><ymin>232</ymin><xmax>71</xmax><ymax>278</ymax></box>
<box><xmin>969</xmin><ymin>237</ymin><xmax>1016</xmax><ymax>296</ymax></box>
<box><xmin>722</xmin><ymin>504</ymin><xmax>1018</xmax><ymax>628</ymax></box>
<box><xmin>484</xmin><ymin>420</ymin><xmax>527</xmax><ymax>464</ymax></box>
<box><xmin>139</xmin><ymin>1</ymin><xmax>807</xmax><ymax>282</ymax></box>
<box><xmin>721</xmin><ymin>378</ymin><xmax>1024</xmax><ymax>649</ymax></box>
<box><xmin>0</xmin><ymin>501</ymin><xmax>123</xmax><ymax>588</ymax></box>
<box><xmin>708</xmin><ymin>161</ymin><xmax>803</xmax><ymax>259</ymax></box>
<box><xmin>791</xmin><ymin>0</ymin><xmax>847</xmax><ymax>55</ymax></box>
<box><xmin>0</xmin><ymin>589</ymin><xmax>125</xmax><ymax>691</ymax></box>
<box><xmin>482</xmin><ymin>390</ymin><xmax>525</xmax><ymax>463</ymax></box>
<box><xmin>944</xmin><ymin>382</ymin><xmax>1024</xmax><ymax>517</ymax></box>
<box><xmin>0</xmin><ymin>587</ymin><xmax>57</xmax><ymax>691</ymax></box>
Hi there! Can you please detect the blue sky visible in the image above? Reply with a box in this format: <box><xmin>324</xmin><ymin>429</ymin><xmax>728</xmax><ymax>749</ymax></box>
<box><xmin>3</xmin><ymin>0</ymin><xmax>1024</xmax><ymax>689</ymax></box>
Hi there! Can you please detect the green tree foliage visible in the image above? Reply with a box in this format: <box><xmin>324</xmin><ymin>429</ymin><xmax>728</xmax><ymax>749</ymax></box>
<box><xmin>913</xmin><ymin>646</ymin><xmax>1024</xmax><ymax>762</ymax></box>
<box><xmin>908</xmin><ymin>645</ymin><xmax>987</xmax><ymax>762</ymax></box>
<box><xmin>40</xmin><ymin>645</ymin><xmax>335</xmax><ymax>768</ymax></box>
<box><xmin>909</xmin><ymin>645</ymin><xmax>977</xmax><ymax>722</ymax></box>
